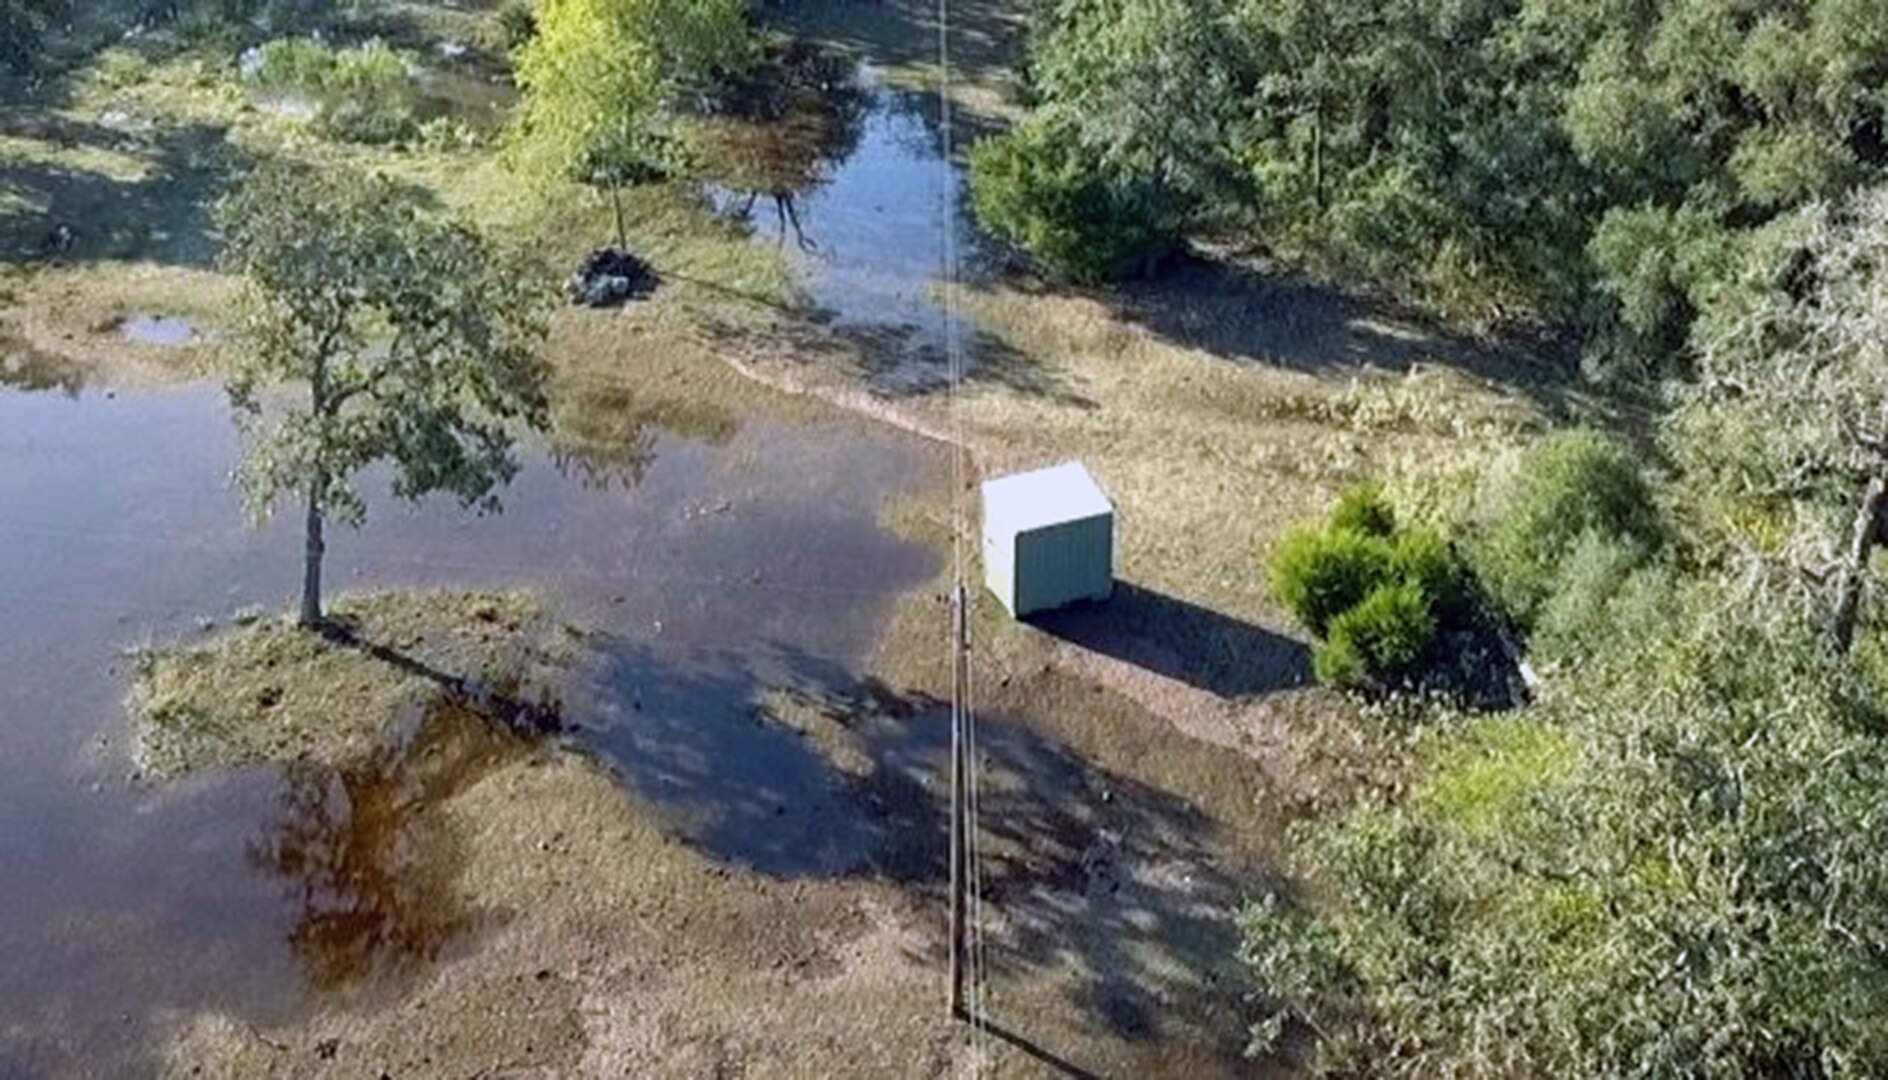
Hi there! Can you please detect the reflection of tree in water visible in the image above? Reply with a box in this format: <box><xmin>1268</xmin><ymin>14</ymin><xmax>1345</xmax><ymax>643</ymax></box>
<box><xmin>0</xmin><ymin>325</ymin><xmax>86</xmax><ymax>395</ymax></box>
<box><xmin>548</xmin><ymin>374</ymin><xmax>741</xmax><ymax>491</ymax></box>
<box><xmin>687</xmin><ymin>41</ymin><xmax>867</xmax><ymax>252</ymax></box>
<box><xmin>248</xmin><ymin>701</ymin><xmax>525</xmax><ymax>992</ymax></box>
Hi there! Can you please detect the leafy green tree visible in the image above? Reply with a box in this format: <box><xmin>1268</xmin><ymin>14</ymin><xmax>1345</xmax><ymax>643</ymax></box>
<box><xmin>512</xmin><ymin>0</ymin><xmax>752</xmax><ymax>249</ymax></box>
<box><xmin>1243</xmin><ymin>576</ymin><xmax>1888</xmax><ymax>1076</ymax></box>
<box><xmin>1680</xmin><ymin>185</ymin><xmax>1888</xmax><ymax>652</ymax></box>
<box><xmin>217</xmin><ymin>163</ymin><xmax>550</xmax><ymax>628</ymax></box>
<box><xmin>969</xmin><ymin>118</ymin><xmax>1181</xmax><ymax>283</ymax></box>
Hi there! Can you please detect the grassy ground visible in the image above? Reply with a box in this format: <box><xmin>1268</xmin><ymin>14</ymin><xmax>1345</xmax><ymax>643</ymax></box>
<box><xmin>129</xmin><ymin>590</ymin><xmax>570</xmax><ymax>777</ymax></box>
<box><xmin>4</xmin><ymin>1</ymin><xmax>1570</xmax><ymax>1075</ymax></box>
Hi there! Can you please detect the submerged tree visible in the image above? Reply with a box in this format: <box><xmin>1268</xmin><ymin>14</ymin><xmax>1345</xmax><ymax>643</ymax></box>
<box><xmin>217</xmin><ymin>163</ymin><xmax>550</xmax><ymax>628</ymax></box>
<box><xmin>512</xmin><ymin>0</ymin><xmax>752</xmax><ymax>250</ymax></box>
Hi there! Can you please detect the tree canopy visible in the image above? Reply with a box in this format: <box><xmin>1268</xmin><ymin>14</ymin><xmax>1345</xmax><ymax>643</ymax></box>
<box><xmin>512</xmin><ymin>0</ymin><xmax>753</xmax><ymax>247</ymax></box>
<box><xmin>975</xmin><ymin>0</ymin><xmax>1888</xmax><ymax>375</ymax></box>
<box><xmin>217</xmin><ymin>162</ymin><xmax>550</xmax><ymax>626</ymax></box>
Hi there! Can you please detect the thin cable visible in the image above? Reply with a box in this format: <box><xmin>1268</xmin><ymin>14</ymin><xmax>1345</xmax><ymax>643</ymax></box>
<box><xmin>934</xmin><ymin>0</ymin><xmax>995</xmax><ymax>1067</ymax></box>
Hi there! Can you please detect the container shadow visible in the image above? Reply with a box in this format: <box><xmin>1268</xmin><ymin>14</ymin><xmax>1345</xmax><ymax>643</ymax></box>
<box><xmin>1030</xmin><ymin>581</ymin><xmax>1313</xmax><ymax>700</ymax></box>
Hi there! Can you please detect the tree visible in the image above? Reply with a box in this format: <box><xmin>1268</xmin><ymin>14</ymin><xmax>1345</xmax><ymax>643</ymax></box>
<box><xmin>512</xmin><ymin>0</ymin><xmax>752</xmax><ymax>250</ymax></box>
<box><xmin>217</xmin><ymin>163</ymin><xmax>550</xmax><ymax>628</ymax></box>
<box><xmin>1680</xmin><ymin>185</ymin><xmax>1888</xmax><ymax>652</ymax></box>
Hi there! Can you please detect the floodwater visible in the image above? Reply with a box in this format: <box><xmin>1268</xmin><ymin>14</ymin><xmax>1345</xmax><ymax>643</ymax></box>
<box><xmin>0</xmin><ymin>379</ymin><xmax>943</xmax><ymax>1075</ymax></box>
<box><xmin>714</xmin><ymin>66</ymin><xmax>991</xmax><ymax>392</ymax></box>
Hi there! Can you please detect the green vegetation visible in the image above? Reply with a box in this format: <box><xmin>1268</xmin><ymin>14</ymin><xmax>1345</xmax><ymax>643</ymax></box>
<box><xmin>980</xmin><ymin>0</ymin><xmax>1888</xmax><ymax>377</ymax></box>
<box><xmin>1271</xmin><ymin>484</ymin><xmax>1474</xmax><ymax>692</ymax></box>
<box><xmin>243</xmin><ymin>37</ymin><xmax>422</xmax><ymax>144</ymax></box>
<box><xmin>1468</xmin><ymin>429</ymin><xmax>1667</xmax><ymax>661</ymax></box>
<box><xmin>512</xmin><ymin>0</ymin><xmax>754</xmax><ymax>248</ymax></box>
<box><xmin>968</xmin><ymin>119</ymin><xmax>1180</xmax><ymax>283</ymax></box>
<box><xmin>968</xmin><ymin>0</ymin><xmax>1229</xmax><ymax>281</ymax></box>
<box><xmin>1244</xmin><ymin>578</ymin><xmax>1888</xmax><ymax>1076</ymax></box>
<box><xmin>217</xmin><ymin>162</ymin><xmax>550</xmax><ymax>626</ymax></box>
<box><xmin>1244</xmin><ymin>184</ymin><xmax>1888</xmax><ymax>1073</ymax></box>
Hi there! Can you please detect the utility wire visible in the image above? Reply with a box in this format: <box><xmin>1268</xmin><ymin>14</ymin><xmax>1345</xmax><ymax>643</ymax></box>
<box><xmin>936</xmin><ymin>0</ymin><xmax>994</xmax><ymax>1069</ymax></box>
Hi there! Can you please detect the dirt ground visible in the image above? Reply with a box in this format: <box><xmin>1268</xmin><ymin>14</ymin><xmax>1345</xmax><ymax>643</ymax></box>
<box><xmin>0</xmin><ymin>1</ymin><xmax>1571</xmax><ymax>1076</ymax></box>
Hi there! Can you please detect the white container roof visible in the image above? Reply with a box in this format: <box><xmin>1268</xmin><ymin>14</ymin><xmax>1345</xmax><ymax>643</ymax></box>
<box><xmin>982</xmin><ymin>462</ymin><xmax>1113</xmax><ymax>533</ymax></box>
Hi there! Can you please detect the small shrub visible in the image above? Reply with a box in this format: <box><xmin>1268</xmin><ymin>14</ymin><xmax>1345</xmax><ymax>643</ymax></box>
<box><xmin>969</xmin><ymin>118</ymin><xmax>1180</xmax><ymax>284</ymax></box>
<box><xmin>94</xmin><ymin>47</ymin><xmax>152</xmax><ymax>89</ymax></box>
<box><xmin>1273</xmin><ymin>485</ymin><xmax>1497</xmax><ymax>694</ymax></box>
<box><xmin>1271</xmin><ymin>525</ymin><xmax>1394</xmax><ymax>638</ymax></box>
<box><xmin>1331</xmin><ymin>481</ymin><xmax>1396</xmax><ymax>537</ymax></box>
<box><xmin>321</xmin><ymin>41</ymin><xmax>419</xmax><ymax>144</ymax></box>
<box><xmin>1389</xmin><ymin>527</ymin><xmax>1467</xmax><ymax>621</ymax></box>
<box><xmin>243</xmin><ymin>37</ymin><xmax>420</xmax><ymax>144</ymax></box>
<box><xmin>245</xmin><ymin>36</ymin><xmax>334</xmax><ymax>94</ymax></box>
<box><xmin>1321</xmin><ymin>582</ymin><xmax>1436</xmax><ymax>689</ymax></box>
<box><xmin>1474</xmin><ymin>429</ymin><xmax>1663</xmax><ymax>627</ymax></box>
<box><xmin>1530</xmin><ymin>532</ymin><xmax>1675</xmax><ymax>664</ymax></box>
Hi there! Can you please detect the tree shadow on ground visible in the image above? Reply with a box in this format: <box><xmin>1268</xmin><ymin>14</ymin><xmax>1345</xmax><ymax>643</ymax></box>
<box><xmin>1031</xmin><ymin>581</ymin><xmax>1313</xmax><ymax>700</ymax></box>
<box><xmin>1072</xmin><ymin>251</ymin><xmax>1592</xmax><ymax>419</ymax></box>
<box><xmin>0</xmin><ymin>117</ymin><xmax>243</xmax><ymax>266</ymax></box>
<box><xmin>564</xmin><ymin>632</ymin><xmax>1262</xmax><ymax>1068</ymax></box>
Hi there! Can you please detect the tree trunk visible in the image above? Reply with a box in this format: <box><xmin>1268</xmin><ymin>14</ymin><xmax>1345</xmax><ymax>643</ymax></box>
<box><xmin>1312</xmin><ymin>96</ymin><xmax>1325</xmax><ymax>211</ymax></box>
<box><xmin>300</xmin><ymin>348</ymin><xmax>330</xmax><ymax>630</ymax></box>
<box><xmin>1833</xmin><ymin>474</ymin><xmax>1888</xmax><ymax>653</ymax></box>
<box><xmin>609</xmin><ymin>184</ymin><xmax>627</xmax><ymax>252</ymax></box>
<box><xmin>299</xmin><ymin>478</ymin><xmax>325</xmax><ymax>629</ymax></box>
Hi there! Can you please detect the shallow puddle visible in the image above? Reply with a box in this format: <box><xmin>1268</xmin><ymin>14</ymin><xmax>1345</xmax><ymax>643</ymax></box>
<box><xmin>118</xmin><ymin>313</ymin><xmax>196</xmax><ymax>346</ymax></box>
<box><xmin>0</xmin><ymin>379</ymin><xmax>942</xmax><ymax>1074</ymax></box>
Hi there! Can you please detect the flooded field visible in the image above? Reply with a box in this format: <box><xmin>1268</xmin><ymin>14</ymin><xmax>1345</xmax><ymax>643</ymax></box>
<box><xmin>707</xmin><ymin>63</ymin><xmax>993</xmax><ymax>393</ymax></box>
<box><xmin>0</xmin><ymin>379</ymin><xmax>944</xmax><ymax>1074</ymax></box>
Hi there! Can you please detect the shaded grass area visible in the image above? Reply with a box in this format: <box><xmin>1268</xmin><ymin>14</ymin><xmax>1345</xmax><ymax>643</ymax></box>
<box><xmin>129</xmin><ymin>590</ymin><xmax>572</xmax><ymax>778</ymax></box>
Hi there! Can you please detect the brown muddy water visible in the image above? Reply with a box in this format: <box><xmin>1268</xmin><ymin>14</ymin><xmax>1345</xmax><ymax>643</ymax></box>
<box><xmin>0</xmin><ymin>379</ymin><xmax>944</xmax><ymax>1076</ymax></box>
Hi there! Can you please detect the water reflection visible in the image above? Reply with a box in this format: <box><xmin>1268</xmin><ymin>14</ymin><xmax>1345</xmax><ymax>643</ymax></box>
<box><xmin>0</xmin><ymin>328</ymin><xmax>86</xmax><ymax>394</ymax></box>
<box><xmin>547</xmin><ymin>376</ymin><xmax>740</xmax><ymax>491</ymax></box>
<box><xmin>119</xmin><ymin>313</ymin><xmax>197</xmax><ymax>347</ymax></box>
<box><xmin>248</xmin><ymin>698</ymin><xmax>527</xmax><ymax>992</ymax></box>
<box><xmin>690</xmin><ymin>41</ymin><xmax>869</xmax><ymax>252</ymax></box>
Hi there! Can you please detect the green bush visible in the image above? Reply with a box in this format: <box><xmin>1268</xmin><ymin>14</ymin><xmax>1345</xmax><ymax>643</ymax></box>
<box><xmin>968</xmin><ymin>118</ymin><xmax>1181</xmax><ymax>284</ymax></box>
<box><xmin>321</xmin><ymin>41</ymin><xmax>419</xmax><ymax>144</ymax></box>
<box><xmin>1244</xmin><ymin>586</ymin><xmax>1888</xmax><ymax>1077</ymax></box>
<box><xmin>1270</xmin><ymin>525</ymin><xmax>1393</xmax><ymax>638</ymax></box>
<box><xmin>1389</xmin><ymin>527</ymin><xmax>1467</xmax><ymax>622</ymax></box>
<box><xmin>245</xmin><ymin>37</ymin><xmax>420</xmax><ymax>145</ymax></box>
<box><xmin>1319</xmin><ymin>582</ymin><xmax>1436</xmax><ymax>689</ymax></box>
<box><xmin>1330</xmin><ymin>480</ymin><xmax>1395</xmax><ymax>537</ymax></box>
<box><xmin>247</xmin><ymin>36</ymin><xmax>334</xmax><ymax>94</ymax></box>
<box><xmin>1271</xmin><ymin>485</ymin><xmax>1486</xmax><ymax>692</ymax></box>
<box><xmin>1529</xmin><ymin>531</ymin><xmax>1675</xmax><ymax>664</ymax></box>
<box><xmin>93</xmin><ymin>47</ymin><xmax>150</xmax><ymax>89</ymax></box>
<box><xmin>1474</xmin><ymin>429</ymin><xmax>1664</xmax><ymax>629</ymax></box>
